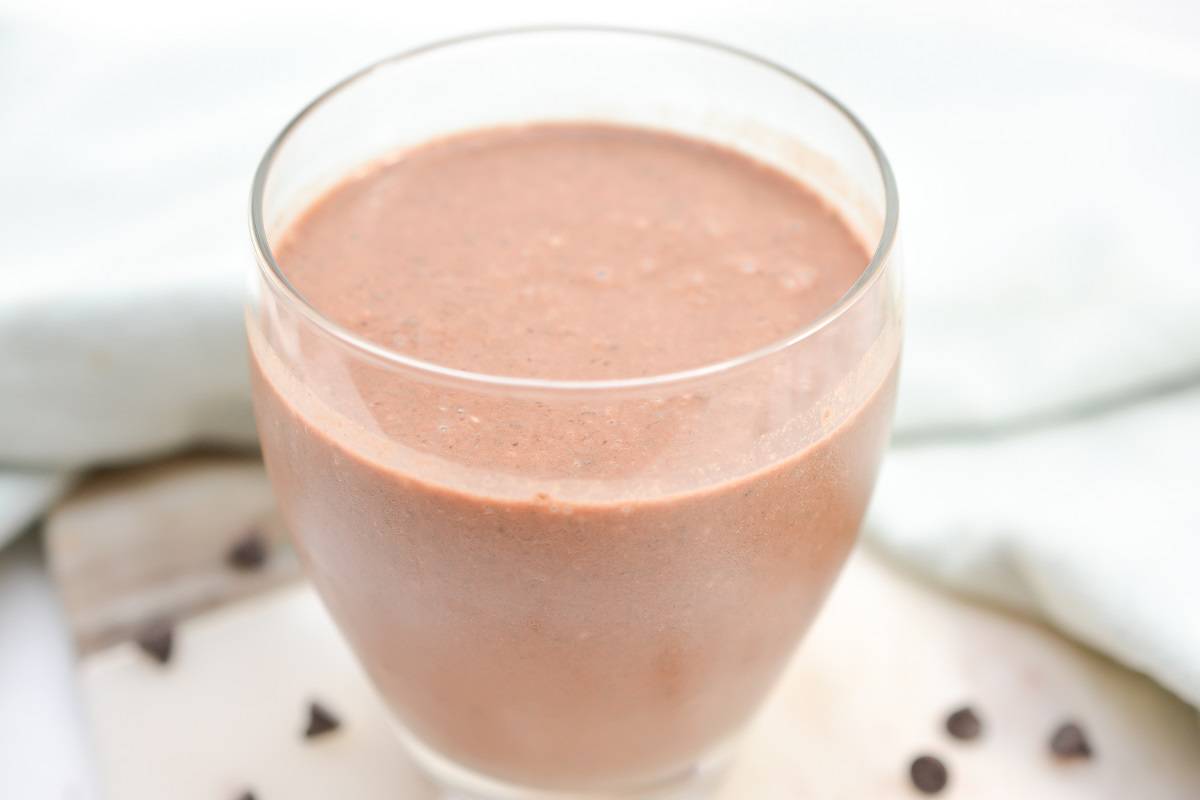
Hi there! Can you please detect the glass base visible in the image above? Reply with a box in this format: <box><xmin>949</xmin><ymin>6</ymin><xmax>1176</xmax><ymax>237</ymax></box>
<box><xmin>395</xmin><ymin>723</ymin><xmax>733</xmax><ymax>800</ymax></box>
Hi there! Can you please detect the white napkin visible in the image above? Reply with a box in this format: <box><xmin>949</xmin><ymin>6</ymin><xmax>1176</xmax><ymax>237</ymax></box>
<box><xmin>4</xmin><ymin>0</ymin><xmax>1199</xmax><ymax>709</ymax></box>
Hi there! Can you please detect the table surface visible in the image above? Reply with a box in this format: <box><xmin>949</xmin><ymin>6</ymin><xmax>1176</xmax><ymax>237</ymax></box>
<box><xmin>6</xmin><ymin>451</ymin><xmax>1200</xmax><ymax>799</ymax></box>
<box><xmin>0</xmin><ymin>538</ymin><xmax>98</xmax><ymax>798</ymax></box>
<box><xmin>74</xmin><ymin>553</ymin><xmax>1200</xmax><ymax>800</ymax></box>
<box><xmin>9</xmin><ymin>532</ymin><xmax>1200</xmax><ymax>796</ymax></box>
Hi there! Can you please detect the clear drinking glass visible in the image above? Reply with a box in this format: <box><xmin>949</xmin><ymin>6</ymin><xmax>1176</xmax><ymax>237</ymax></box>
<box><xmin>247</xmin><ymin>27</ymin><xmax>900</xmax><ymax>800</ymax></box>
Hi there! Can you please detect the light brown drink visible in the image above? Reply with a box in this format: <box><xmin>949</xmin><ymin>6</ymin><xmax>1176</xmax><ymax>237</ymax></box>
<box><xmin>250</xmin><ymin>123</ymin><xmax>897</xmax><ymax>789</ymax></box>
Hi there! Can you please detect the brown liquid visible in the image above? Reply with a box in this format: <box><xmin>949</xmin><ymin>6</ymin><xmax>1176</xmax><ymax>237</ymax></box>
<box><xmin>250</xmin><ymin>123</ymin><xmax>897</xmax><ymax>789</ymax></box>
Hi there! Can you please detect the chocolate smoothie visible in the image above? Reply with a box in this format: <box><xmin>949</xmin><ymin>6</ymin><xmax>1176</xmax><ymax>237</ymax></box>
<box><xmin>249</xmin><ymin>123</ymin><xmax>898</xmax><ymax>789</ymax></box>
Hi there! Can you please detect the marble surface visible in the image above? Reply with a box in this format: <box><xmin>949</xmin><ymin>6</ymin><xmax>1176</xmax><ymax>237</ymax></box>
<box><xmin>79</xmin><ymin>553</ymin><xmax>1200</xmax><ymax>799</ymax></box>
<box><xmin>6</xmin><ymin>448</ymin><xmax>1200</xmax><ymax>799</ymax></box>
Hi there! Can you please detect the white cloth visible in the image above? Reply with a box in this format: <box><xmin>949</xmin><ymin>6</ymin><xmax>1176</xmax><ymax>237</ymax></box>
<box><xmin>3</xmin><ymin>0</ymin><xmax>1199</xmax><ymax>747</ymax></box>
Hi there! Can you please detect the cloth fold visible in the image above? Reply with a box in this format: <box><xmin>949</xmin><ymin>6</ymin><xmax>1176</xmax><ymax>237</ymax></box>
<box><xmin>868</xmin><ymin>387</ymin><xmax>1200</xmax><ymax>707</ymax></box>
<box><xmin>4</xmin><ymin>0</ymin><xmax>1199</xmax><ymax>708</ymax></box>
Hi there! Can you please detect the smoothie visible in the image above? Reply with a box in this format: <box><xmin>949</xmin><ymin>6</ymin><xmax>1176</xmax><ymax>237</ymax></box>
<box><xmin>250</xmin><ymin>122</ymin><xmax>897</xmax><ymax>788</ymax></box>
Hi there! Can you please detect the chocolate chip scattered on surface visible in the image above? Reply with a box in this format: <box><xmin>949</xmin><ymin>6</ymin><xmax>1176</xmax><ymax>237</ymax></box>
<box><xmin>135</xmin><ymin>619</ymin><xmax>174</xmax><ymax>665</ymax></box>
<box><xmin>304</xmin><ymin>701</ymin><xmax>342</xmax><ymax>739</ymax></box>
<box><xmin>909</xmin><ymin>754</ymin><xmax>949</xmax><ymax>794</ymax></box>
<box><xmin>945</xmin><ymin>705</ymin><xmax>983</xmax><ymax>741</ymax></box>
<box><xmin>236</xmin><ymin>791</ymin><xmax>256</xmax><ymax>800</ymax></box>
<box><xmin>226</xmin><ymin>531</ymin><xmax>269</xmax><ymax>571</ymax></box>
<box><xmin>1050</xmin><ymin>721</ymin><xmax>1093</xmax><ymax>760</ymax></box>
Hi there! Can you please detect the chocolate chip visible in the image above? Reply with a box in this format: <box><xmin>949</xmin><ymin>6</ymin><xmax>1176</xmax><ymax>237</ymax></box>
<box><xmin>1050</xmin><ymin>721</ymin><xmax>1093</xmax><ymax>760</ymax></box>
<box><xmin>135</xmin><ymin>619</ymin><xmax>174</xmax><ymax>665</ymax></box>
<box><xmin>909</xmin><ymin>754</ymin><xmax>949</xmax><ymax>794</ymax></box>
<box><xmin>945</xmin><ymin>705</ymin><xmax>983</xmax><ymax>741</ymax></box>
<box><xmin>235</xmin><ymin>791</ymin><xmax>256</xmax><ymax>800</ymax></box>
<box><xmin>303</xmin><ymin>701</ymin><xmax>341</xmax><ymax>739</ymax></box>
<box><xmin>226</xmin><ymin>531</ymin><xmax>269</xmax><ymax>571</ymax></box>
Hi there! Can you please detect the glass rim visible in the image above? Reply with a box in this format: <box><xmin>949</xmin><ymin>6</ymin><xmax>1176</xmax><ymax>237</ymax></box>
<box><xmin>249</xmin><ymin>24</ymin><xmax>899</xmax><ymax>392</ymax></box>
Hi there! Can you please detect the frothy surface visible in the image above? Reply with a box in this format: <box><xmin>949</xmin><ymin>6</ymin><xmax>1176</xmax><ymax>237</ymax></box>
<box><xmin>276</xmin><ymin>123</ymin><xmax>868</xmax><ymax>380</ymax></box>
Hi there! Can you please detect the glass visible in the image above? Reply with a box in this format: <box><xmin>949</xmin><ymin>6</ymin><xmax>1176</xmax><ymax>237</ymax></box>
<box><xmin>247</xmin><ymin>26</ymin><xmax>901</xmax><ymax>800</ymax></box>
